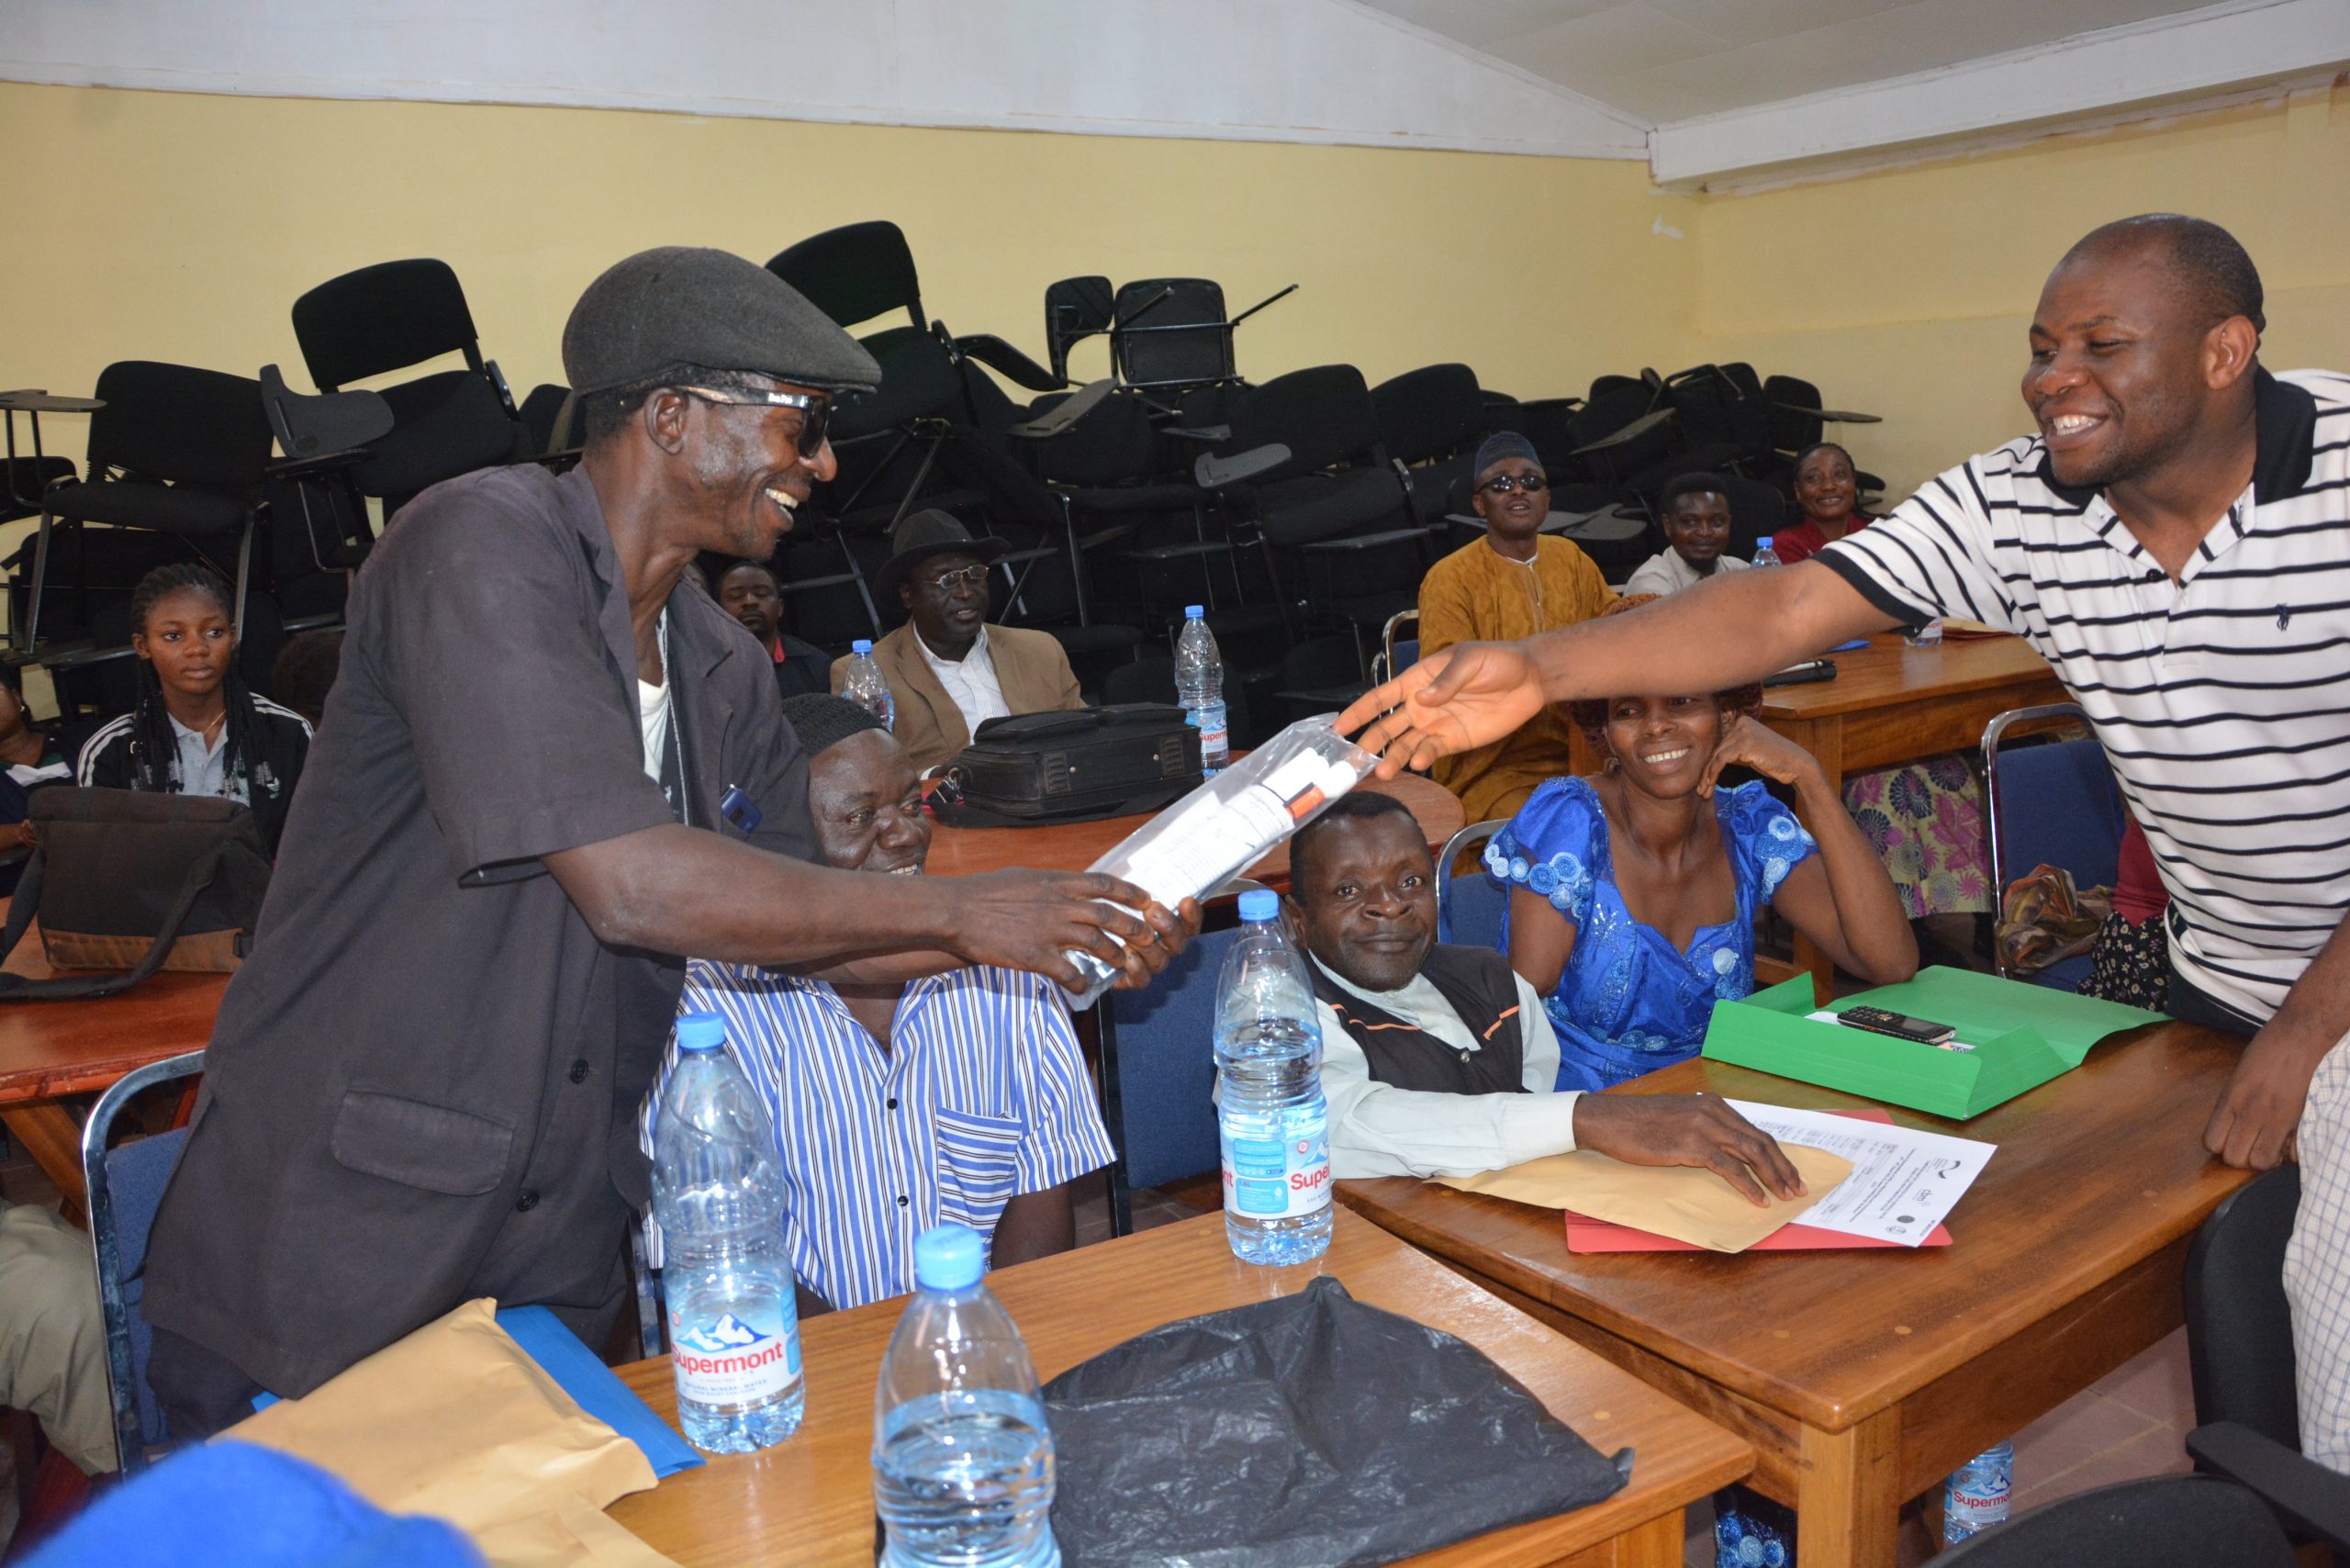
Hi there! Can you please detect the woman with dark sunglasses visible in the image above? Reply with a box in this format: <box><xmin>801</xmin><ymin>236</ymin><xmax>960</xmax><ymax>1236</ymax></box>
<box><xmin>1416</xmin><ymin>432</ymin><xmax>1615</xmax><ymax>823</ymax></box>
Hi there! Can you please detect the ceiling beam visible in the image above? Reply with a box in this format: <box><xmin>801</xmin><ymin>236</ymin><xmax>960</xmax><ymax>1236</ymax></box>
<box><xmin>1648</xmin><ymin>0</ymin><xmax>2350</xmax><ymax>189</ymax></box>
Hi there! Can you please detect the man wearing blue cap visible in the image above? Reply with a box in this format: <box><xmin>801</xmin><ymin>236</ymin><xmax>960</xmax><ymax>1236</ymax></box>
<box><xmin>140</xmin><ymin>247</ymin><xmax>1196</xmax><ymax>1432</ymax></box>
<box><xmin>1416</xmin><ymin>431</ymin><xmax>1614</xmax><ymax>823</ymax></box>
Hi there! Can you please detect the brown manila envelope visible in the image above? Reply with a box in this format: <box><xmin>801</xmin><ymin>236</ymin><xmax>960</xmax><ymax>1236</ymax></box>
<box><xmin>1434</xmin><ymin>1142</ymin><xmax>1854</xmax><ymax>1252</ymax></box>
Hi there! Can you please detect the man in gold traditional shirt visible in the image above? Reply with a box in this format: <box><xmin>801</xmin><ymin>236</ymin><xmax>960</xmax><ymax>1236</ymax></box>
<box><xmin>1415</xmin><ymin>432</ymin><xmax>1612</xmax><ymax>823</ymax></box>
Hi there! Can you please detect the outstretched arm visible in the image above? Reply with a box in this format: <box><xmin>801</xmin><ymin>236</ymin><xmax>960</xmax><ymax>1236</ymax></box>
<box><xmin>1342</xmin><ymin>562</ymin><xmax>1898</xmax><ymax>776</ymax></box>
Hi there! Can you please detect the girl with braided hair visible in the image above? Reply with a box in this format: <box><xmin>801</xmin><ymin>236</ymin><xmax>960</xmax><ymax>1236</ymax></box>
<box><xmin>74</xmin><ymin>565</ymin><xmax>312</xmax><ymax>852</ymax></box>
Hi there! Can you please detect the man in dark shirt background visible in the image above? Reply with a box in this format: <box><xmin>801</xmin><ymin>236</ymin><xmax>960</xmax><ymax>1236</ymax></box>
<box><xmin>140</xmin><ymin>247</ymin><xmax>1194</xmax><ymax>1433</ymax></box>
<box><xmin>715</xmin><ymin>557</ymin><xmax>832</xmax><ymax>699</ymax></box>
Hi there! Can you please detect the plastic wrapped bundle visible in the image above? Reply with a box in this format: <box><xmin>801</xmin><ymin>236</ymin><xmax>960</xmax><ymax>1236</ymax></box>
<box><xmin>1064</xmin><ymin>716</ymin><xmax>1379</xmax><ymax>1005</ymax></box>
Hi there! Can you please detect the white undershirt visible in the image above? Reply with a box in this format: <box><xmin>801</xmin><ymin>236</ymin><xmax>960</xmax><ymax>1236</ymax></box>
<box><xmin>916</xmin><ymin>624</ymin><xmax>1011</xmax><ymax>736</ymax></box>
<box><xmin>639</xmin><ymin>611</ymin><xmax>671</xmax><ymax>784</ymax></box>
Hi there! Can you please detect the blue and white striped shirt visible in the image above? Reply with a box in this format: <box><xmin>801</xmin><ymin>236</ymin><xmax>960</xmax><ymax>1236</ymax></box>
<box><xmin>643</xmin><ymin>958</ymin><xmax>1114</xmax><ymax>1310</ymax></box>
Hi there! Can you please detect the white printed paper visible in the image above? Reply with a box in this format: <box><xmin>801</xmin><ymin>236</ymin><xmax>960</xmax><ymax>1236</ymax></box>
<box><xmin>1725</xmin><ymin>1099</ymin><xmax>1995</xmax><ymax>1247</ymax></box>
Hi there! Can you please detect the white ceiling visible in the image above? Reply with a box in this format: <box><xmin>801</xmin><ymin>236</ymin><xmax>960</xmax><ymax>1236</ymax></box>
<box><xmin>1357</xmin><ymin>0</ymin><xmax>2243</xmax><ymax>122</ymax></box>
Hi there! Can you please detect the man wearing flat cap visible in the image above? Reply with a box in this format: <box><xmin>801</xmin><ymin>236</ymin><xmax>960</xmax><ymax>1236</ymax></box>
<box><xmin>140</xmin><ymin>247</ymin><xmax>1196</xmax><ymax>1429</ymax></box>
<box><xmin>835</xmin><ymin>509</ymin><xmax>1087</xmax><ymax>773</ymax></box>
<box><xmin>1415</xmin><ymin>431</ymin><xmax>1613</xmax><ymax>823</ymax></box>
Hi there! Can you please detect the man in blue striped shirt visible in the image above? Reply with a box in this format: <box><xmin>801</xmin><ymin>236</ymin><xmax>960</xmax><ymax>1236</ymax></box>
<box><xmin>649</xmin><ymin>695</ymin><xmax>1113</xmax><ymax>1309</ymax></box>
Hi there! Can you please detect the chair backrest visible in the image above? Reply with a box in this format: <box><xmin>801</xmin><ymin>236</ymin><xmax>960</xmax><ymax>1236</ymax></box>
<box><xmin>85</xmin><ymin>362</ymin><xmax>274</xmax><ymax>490</ymax></box>
<box><xmin>1112</xmin><ymin>278</ymin><xmax>1232</xmax><ymax>389</ymax></box>
<box><xmin>2184</xmin><ymin>1163</ymin><xmax>2300</xmax><ymax>1445</ymax></box>
<box><xmin>1103</xmin><ymin>655</ymin><xmax>1177</xmax><ymax>707</ymax></box>
<box><xmin>767</xmin><ymin>221</ymin><xmax>925</xmax><ymax>334</ymax></box>
<box><xmin>1098</xmin><ymin>924</ymin><xmax>1243</xmax><ymax>1226</ymax></box>
<box><xmin>1933</xmin><ymin>1474</ymin><xmax>2294</xmax><ymax>1568</ymax></box>
<box><xmin>1045</xmin><ymin>275</ymin><xmax>1114</xmax><ymax>384</ymax></box>
<box><xmin>1982</xmin><ymin>704</ymin><xmax>2126</xmax><ymax>942</ymax></box>
<box><xmin>81</xmin><ymin>1049</ymin><xmax>206</xmax><ymax>1474</ymax></box>
<box><xmin>292</xmin><ymin>259</ymin><xmax>485</xmax><ymax>391</ymax></box>
<box><xmin>1717</xmin><ymin>363</ymin><xmax>1776</xmax><ymax>456</ymax></box>
<box><xmin>1663</xmin><ymin>365</ymin><xmax>1739</xmax><ymax>450</ymax></box>
<box><xmin>1762</xmin><ymin>374</ymin><xmax>1826</xmax><ymax>455</ymax></box>
<box><xmin>1224</xmin><ymin>364</ymin><xmax>1382</xmax><ymax>482</ymax></box>
<box><xmin>1437</xmin><ymin>818</ymin><xmax>1510</xmax><ymax>949</ymax></box>
<box><xmin>1371</xmin><ymin>364</ymin><xmax>1484</xmax><ymax>466</ymax></box>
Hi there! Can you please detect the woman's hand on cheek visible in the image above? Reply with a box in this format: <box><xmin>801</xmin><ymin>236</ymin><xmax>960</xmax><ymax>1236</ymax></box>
<box><xmin>1697</xmin><ymin>714</ymin><xmax>1818</xmax><ymax>795</ymax></box>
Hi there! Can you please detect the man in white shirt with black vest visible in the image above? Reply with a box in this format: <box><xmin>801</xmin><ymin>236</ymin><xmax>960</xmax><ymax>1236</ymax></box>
<box><xmin>1283</xmin><ymin>790</ymin><xmax>1807</xmax><ymax>1203</ymax></box>
<box><xmin>1343</xmin><ymin>213</ymin><xmax>2350</xmax><ymax>1473</ymax></box>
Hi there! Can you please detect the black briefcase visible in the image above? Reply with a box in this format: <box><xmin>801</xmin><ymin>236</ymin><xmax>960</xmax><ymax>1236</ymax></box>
<box><xmin>932</xmin><ymin>704</ymin><xmax>1203</xmax><ymax>827</ymax></box>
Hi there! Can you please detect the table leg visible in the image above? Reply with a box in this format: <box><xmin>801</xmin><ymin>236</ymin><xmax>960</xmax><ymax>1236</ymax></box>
<box><xmin>2</xmin><ymin>1103</ymin><xmax>86</xmax><ymax>1224</ymax></box>
<box><xmin>1794</xmin><ymin>1409</ymin><xmax>1902</xmax><ymax>1568</ymax></box>
<box><xmin>1763</xmin><ymin>716</ymin><xmax>1844</xmax><ymax>1004</ymax></box>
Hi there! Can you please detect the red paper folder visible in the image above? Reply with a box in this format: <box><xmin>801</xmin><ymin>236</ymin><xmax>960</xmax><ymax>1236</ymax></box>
<box><xmin>1561</xmin><ymin>1107</ymin><xmax>1954</xmax><ymax>1252</ymax></box>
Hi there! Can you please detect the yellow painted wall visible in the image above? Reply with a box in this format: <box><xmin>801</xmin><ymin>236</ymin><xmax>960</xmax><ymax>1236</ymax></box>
<box><xmin>0</xmin><ymin>82</ymin><xmax>1699</xmax><ymax>415</ymax></box>
<box><xmin>1686</xmin><ymin>84</ymin><xmax>2350</xmax><ymax>500</ymax></box>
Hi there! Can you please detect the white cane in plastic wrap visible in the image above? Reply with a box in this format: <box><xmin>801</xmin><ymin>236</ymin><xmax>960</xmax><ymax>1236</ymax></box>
<box><xmin>1062</xmin><ymin>716</ymin><xmax>1381</xmax><ymax>1006</ymax></box>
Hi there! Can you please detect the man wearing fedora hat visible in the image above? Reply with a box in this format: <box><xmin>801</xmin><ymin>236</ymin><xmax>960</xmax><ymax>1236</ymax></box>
<box><xmin>139</xmin><ymin>248</ymin><xmax>1193</xmax><ymax>1430</ymax></box>
<box><xmin>838</xmin><ymin>509</ymin><xmax>1087</xmax><ymax>773</ymax></box>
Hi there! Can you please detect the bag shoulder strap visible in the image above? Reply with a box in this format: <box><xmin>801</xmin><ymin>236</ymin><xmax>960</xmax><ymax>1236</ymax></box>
<box><xmin>0</xmin><ymin>842</ymin><xmax>234</xmax><ymax>1002</ymax></box>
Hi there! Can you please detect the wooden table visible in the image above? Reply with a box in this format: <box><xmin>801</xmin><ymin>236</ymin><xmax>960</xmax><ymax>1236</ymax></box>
<box><xmin>1337</xmin><ymin>1021</ymin><xmax>2252</xmax><ymax>1568</ymax></box>
<box><xmin>0</xmin><ymin>920</ymin><xmax>226</xmax><ymax>1210</ymax></box>
<box><xmin>926</xmin><ymin>770</ymin><xmax>1464</xmax><ymax>890</ymax></box>
<box><xmin>1569</xmin><ymin>633</ymin><xmax>2065</xmax><ymax>999</ymax></box>
<box><xmin>610</xmin><ymin>1209</ymin><xmax>1750</xmax><ymax>1567</ymax></box>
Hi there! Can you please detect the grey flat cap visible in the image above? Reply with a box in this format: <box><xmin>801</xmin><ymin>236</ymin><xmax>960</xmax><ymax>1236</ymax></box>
<box><xmin>562</xmin><ymin>246</ymin><xmax>881</xmax><ymax>398</ymax></box>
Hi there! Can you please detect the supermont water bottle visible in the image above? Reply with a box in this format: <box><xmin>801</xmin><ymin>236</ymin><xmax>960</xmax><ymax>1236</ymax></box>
<box><xmin>1173</xmin><ymin>605</ymin><xmax>1229</xmax><ymax>774</ymax></box>
<box><xmin>843</xmin><ymin>639</ymin><xmax>896</xmax><ymax>732</ymax></box>
<box><xmin>651</xmin><ymin>1011</ymin><xmax>804</xmax><ymax>1452</ymax></box>
<box><xmin>1214</xmin><ymin>889</ymin><xmax>1333</xmax><ymax>1265</ymax></box>
<box><xmin>1943</xmin><ymin>1441</ymin><xmax>2015</xmax><ymax>1542</ymax></box>
<box><xmin>1751</xmin><ymin>535</ymin><xmax>1782</xmax><ymax>569</ymax></box>
<box><xmin>873</xmin><ymin>1225</ymin><xmax>1060</xmax><ymax>1568</ymax></box>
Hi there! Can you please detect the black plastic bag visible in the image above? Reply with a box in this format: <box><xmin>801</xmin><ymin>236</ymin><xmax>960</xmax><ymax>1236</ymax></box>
<box><xmin>1042</xmin><ymin>1275</ymin><xmax>1631</xmax><ymax>1567</ymax></box>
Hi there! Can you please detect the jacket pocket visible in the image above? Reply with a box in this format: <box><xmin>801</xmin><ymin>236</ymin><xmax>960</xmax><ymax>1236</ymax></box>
<box><xmin>330</xmin><ymin>1089</ymin><xmax>515</xmax><ymax>1195</ymax></box>
<box><xmin>933</xmin><ymin>1108</ymin><xmax>1024</xmax><ymax>1234</ymax></box>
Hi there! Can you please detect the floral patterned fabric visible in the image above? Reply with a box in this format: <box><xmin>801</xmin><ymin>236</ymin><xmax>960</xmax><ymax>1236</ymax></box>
<box><xmin>1841</xmin><ymin>756</ymin><xmax>1992</xmax><ymax>919</ymax></box>
<box><xmin>1488</xmin><ymin>777</ymin><xmax>1818</xmax><ymax>1092</ymax></box>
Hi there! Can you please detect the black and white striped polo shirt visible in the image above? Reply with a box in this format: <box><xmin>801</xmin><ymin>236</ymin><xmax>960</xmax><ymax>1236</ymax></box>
<box><xmin>1819</xmin><ymin>367</ymin><xmax>2350</xmax><ymax>1023</ymax></box>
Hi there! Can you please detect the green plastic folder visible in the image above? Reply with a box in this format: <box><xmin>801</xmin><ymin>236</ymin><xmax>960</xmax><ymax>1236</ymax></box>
<box><xmin>1700</xmin><ymin>966</ymin><xmax>2166</xmax><ymax>1120</ymax></box>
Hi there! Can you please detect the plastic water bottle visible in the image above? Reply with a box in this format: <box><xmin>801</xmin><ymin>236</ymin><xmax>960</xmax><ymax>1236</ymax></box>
<box><xmin>873</xmin><ymin>1225</ymin><xmax>1059</xmax><ymax>1568</ymax></box>
<box><xmin>842</xmin><ymin>639</ymin><xmax>895</xmax><ymax>732</ymax></box>
<box><xmin>1214</xmin><ymin>889</ymin><xmax>1332</xmax><ymax>1265</ymax></box>
<box><xmin>1751</xmin><ymin>535</ymin><xmax>1782</xmax><ymax>569</ymax></box>
<box><xmin>1173</xmin><ymin>605</ymin><xmax>1229</xmax><ymax>774</ymax></box>
<box><xmin>1906</xmin><ymin>616</ymin><xmax>1946</xmax><ymax>648</ymax></box>
<box><xmin>652</xmin><ymin>1012</ymin><xmax>804</xmax><ymax>1452</ymax></box>
<box><xmin>1943</xmin><ymin>1441</ymin><xmax>2015</xmax><ymax>1543</ymax></box>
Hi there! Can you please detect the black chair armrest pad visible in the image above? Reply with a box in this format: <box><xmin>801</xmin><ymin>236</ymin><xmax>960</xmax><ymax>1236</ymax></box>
<box><xmin>1194</xmin><ymin>443</ymin><xmax>1289</xmax><ymax>488</ymax></box>
<box><xmin>956</xmin><ymin>335</ymin><xmax>1064</xmax><ymax>392</ymax></box>
<box><xmin>2188</xmin><ymin>1423</ymin><xmax>2350</xmax><ymax>1550</ymax></box>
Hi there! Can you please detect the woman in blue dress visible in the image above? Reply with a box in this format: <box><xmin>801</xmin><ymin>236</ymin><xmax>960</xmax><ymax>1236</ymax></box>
<box><xmin>1490</xmin><ymin>677</ymin><xmax>1916</xmax><ymax>1093</ymax></box>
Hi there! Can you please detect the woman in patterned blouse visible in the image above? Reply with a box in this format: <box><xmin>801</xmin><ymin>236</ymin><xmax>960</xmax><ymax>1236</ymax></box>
<box><xmin>1489</xmin><ymin>679</ymin><xmax>1917</xmax><ymax>1092</ymax></box>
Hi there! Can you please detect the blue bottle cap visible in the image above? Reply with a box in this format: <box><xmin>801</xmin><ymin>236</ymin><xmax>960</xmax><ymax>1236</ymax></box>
<box><xmin>676</xmin><ymin>1012</ymin><xmax>725</xmax><ymax>1052</ymax></box>
<box><xmin>913</xmin><ymin>1224</ymin><xmax>985</xmax><ymax>1291</ymax></box>
<box><xmin>1755</xmin><ymin>536</ymin><xmax>1774</xmax><ymax>549</ymax></box>
<box><xmin>1184</xmin><ymin>605</ymin><xmax>1204</xmax><ymax>619</ymax></box>
<box><xmin>852</xmin><ymin>638</ymin><xmax>873</xmax><ymax>655</ymax></box>
<box><xmin>1237</xmin><ymin>889</ymin><xmax>1279</xmax><ymax>923</ymax></box>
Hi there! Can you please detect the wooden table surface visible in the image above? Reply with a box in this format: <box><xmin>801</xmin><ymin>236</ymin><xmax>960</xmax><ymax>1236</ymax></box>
<box><xmin>610</xmin><ymin>1209</ymin><xmax>1751</xmax><ymax>1568</ymax></box>
<box><xmin>1337</xmin><ymin>1020</ymin><xmax>2251</xmax><ymax>1568</ymax></box>
<box><xmin>925</xmin><ymin>770</ymin><xmax>1464</xmax><ymax>889</ymax></box>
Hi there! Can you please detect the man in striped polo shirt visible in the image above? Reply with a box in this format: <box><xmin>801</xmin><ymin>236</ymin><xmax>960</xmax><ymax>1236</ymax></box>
<box><xmin>1344</xmin><ymin>214</ymin><xmax>2350</xmax><ymax>1472</ymax></box>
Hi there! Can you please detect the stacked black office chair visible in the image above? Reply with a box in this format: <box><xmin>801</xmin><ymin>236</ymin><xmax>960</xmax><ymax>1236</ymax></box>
<box><xmin>1371</xmin><ymin>363</ymin><xmax>1486</xmax><ymax>529</ymax></box>
<box><xmin>289</xmin><ymin>259</ymin><xmax>531</xmax><ymax>520</ymax></box>
<box><xmin>10</xmin><ymin>363</ymin><xmax>274</xmax><ymax>702</ymax></box>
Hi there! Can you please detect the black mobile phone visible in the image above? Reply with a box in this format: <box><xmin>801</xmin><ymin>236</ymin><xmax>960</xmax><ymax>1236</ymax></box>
<box><xmin>1836</xmin><ymin>1004</ymin><xmax>1957</xmax><ymax>1047</ymax></box>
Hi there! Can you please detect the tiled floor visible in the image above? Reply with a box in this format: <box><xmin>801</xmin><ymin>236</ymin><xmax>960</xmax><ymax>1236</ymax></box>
<box><xmin>1675</xmin><ymin>1329</ymin><xmax>2196</xmax><ymax>1565</ymax></box>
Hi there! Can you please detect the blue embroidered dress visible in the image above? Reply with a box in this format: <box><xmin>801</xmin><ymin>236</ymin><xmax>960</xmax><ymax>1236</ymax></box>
<box><xmin>1487</xmin><ymin>776</ymin><xmax>1818</xmax><ymax>1092</ymax></box>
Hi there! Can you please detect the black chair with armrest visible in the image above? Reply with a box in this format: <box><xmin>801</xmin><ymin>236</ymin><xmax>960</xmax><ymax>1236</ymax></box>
<box><xmin>290</xmin><ymin>258</ymin><xmax>531</xmax><ymax>519</ymax></box>
<box><xmin>2178</xmin><ymin>1164</ymin><xmax>2350</xmax><ymax>1556</ymax></box>
<box><xmin>256</xmin><ymin>364</ymin><xmax>393</xmax><ymax>631</ymax></box>
<box><xmin>1110</xmin><ymin>278</ymin><xmax>1295</xmax><ymax>404</ymax></box>
<box><xmin>13</xmin><ymin>361</ymin><xmax>273</xmax><ymax>670</ymax></box>
<box><xmin>1372</xmin><ymin>364</ymin><xmax>1486</xmax><ymax>528</ymax></box>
